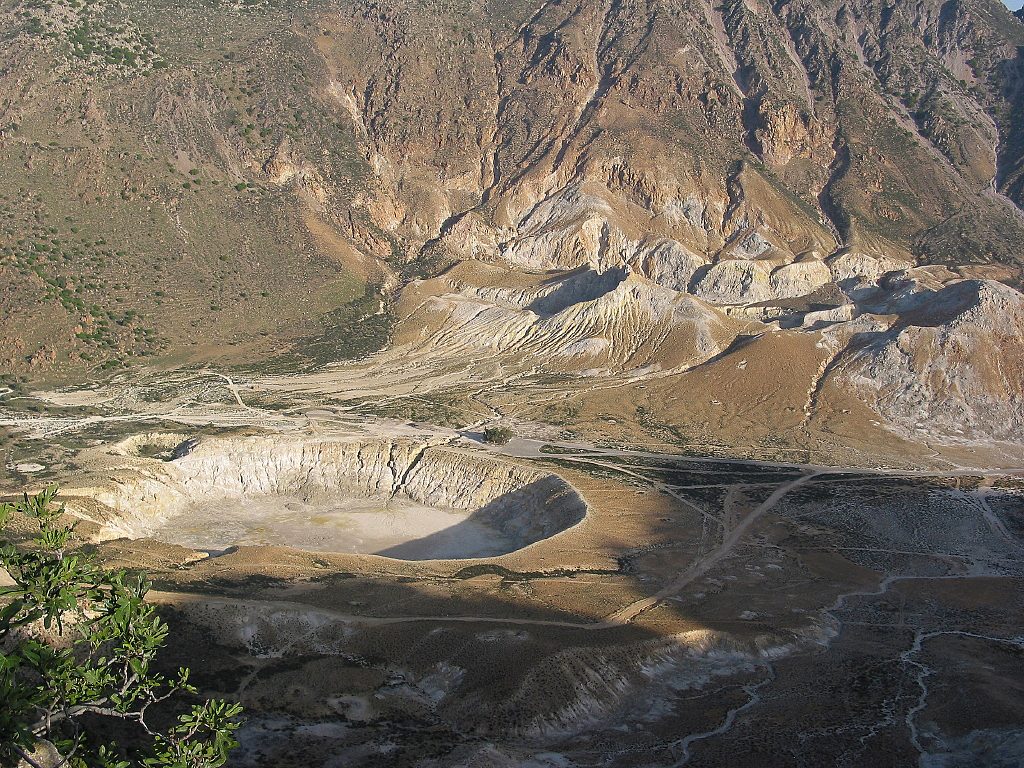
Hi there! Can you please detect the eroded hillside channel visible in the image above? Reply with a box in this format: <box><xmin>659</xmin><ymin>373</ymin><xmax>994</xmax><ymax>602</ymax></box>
<box><xmin>74</xmin><ymin>436</ymin><xmax>587</xmax><ymax>560</ymax></box>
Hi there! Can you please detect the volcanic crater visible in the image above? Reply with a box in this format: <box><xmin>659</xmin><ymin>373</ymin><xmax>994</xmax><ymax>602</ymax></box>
<box><xmin>70</xmin><ymin>434</ymin><xmax>588</xmax><ymax>561</ymax></box>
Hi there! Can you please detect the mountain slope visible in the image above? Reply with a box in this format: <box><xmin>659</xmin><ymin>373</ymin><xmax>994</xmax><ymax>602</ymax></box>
<box><xmin>2</xmin><ymin>0</ymin><xmax>1024</xmax><ymax>452</ymax></box>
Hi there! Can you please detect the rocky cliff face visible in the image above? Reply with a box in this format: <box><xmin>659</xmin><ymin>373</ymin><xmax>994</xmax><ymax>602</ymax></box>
<box><xmin>325</xmin><ymin>0</ymin><xmax>1024</xmax><ymax>269</ymax></box>
<box><xmin>2</xmin><ymin>0</ymin><xmax>1024</xmax><ymax>449</ymax></box>
<box><xmin>66</xmin><ymin>435</ymin><xmax>588</xmax><ymax>554</ymax></box>
<box><xmin>835</xmin><ymin>278</ymin><xmax>1024</xmax><ymax>440</ymax></box>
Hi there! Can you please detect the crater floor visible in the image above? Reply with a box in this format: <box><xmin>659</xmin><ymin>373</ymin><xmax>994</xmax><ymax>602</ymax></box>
<box><xmin>142</xmin><ymin>495</ymin><xmax>521</xmax><ymax>559</ymax></box>
<box><xmin>67</xmin><ymin>434</ymin><xmax>588</xmax><ymax>561</ymax></box>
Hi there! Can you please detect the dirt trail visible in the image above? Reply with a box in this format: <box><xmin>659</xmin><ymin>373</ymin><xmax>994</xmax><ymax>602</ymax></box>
<box><xmin>149</xmin><ymin>472</ymin><xmax>816</xmax><ymax>631</ymax></box>
<box><xmin>603</xmin><ymin>472</ymin><xmax>816</xmax><ymax>625</ymax></box>
<box><xmin>149</xmin><ymin>590</ymin><xmax>609</xmax><ymax>630</ymax></box>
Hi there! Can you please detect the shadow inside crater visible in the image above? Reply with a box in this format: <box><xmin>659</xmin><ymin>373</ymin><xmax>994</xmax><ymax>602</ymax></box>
<box><xmin>374</xmin><ymin>477</ymin><xmax>587</xmax><ymax>560</ymax></box>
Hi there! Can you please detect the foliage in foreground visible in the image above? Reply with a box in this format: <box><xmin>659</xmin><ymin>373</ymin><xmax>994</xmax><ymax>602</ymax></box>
<box><xmin>0</xmin><ymin>487</ymin><xmax>242</xmax><ymax>768</ymax></box>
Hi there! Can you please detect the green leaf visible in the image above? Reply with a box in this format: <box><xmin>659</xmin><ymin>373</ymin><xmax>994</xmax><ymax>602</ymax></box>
<box><xmin>0</xmin><ymin>487</ymin><xmax>243</xmax><ymax>767</ymax></box>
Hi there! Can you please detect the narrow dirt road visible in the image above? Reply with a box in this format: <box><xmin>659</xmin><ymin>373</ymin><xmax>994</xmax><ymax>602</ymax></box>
<box><xmin>602</xmin><ymin>472</ymin><xmax>817</xmax><ymax>625</ymax></box>
<box><xmin>149</xmin><ymin>473</ymin><xmax>817</xmax><ymax>632</ymax></box>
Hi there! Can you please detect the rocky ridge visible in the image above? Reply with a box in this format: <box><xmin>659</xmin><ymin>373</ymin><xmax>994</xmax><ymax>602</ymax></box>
<box><xmin>303</xmin><ymin>0</ymin><xmax>1024</xmax><ymax>447</ymax></box>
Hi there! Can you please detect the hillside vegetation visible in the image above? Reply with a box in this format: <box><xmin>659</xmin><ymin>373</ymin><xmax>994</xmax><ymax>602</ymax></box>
<box><xmin>0</xmin><ymin>0</ymin><xmax>1022</xmax><ymax>382</ymax></box>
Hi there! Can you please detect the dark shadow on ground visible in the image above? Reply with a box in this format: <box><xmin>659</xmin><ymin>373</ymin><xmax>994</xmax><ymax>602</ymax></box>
<box><xmin>374</xmin><ymin>478</ymin><xmax>587</xmax><ymax>560</ymax></box>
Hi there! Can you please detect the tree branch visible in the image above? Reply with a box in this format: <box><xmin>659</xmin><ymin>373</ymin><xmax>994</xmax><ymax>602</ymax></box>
<box><xmin>11</xmin><ymin>743</ymin><xmax>48</xmax><ymax>768</ymax></box>
<box><xmin>30</xmin><ymin>697</ymin><xmax>129</xmax><ymax>733</ymax></box>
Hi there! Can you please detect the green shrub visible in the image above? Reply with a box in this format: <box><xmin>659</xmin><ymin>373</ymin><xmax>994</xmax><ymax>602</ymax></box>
<box><xmin>0</xmin><ymin>488</ymin><xmax>243</xmax><ymax>767</ymax></box>
<box><xmin>483</xmin><ymin>427</ymin><xmax>514</xmax><ymax>445</ymax></box>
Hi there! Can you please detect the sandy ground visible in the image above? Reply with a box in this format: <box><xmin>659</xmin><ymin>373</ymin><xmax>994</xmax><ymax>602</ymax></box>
<box><xmin>140</xmin><ymin>495</ymin><xmax>515</xmax><ymax>559</ymax></box>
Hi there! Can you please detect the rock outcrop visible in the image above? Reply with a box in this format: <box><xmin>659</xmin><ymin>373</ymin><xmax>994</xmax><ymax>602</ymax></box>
<box><xmin>396</xmin><ymin>264</ymin><xmax>743</xmax><ymax>374</ymax></box>
<box><xmin>836</xmin><ymin>280</ymin><xmax>1024</xmax><ymax>440</ymax></box>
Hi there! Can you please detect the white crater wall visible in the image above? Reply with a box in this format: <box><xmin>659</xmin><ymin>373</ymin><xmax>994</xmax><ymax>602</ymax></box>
<box><xmin>78</xmin><ymin>436</ymin><xmax>588</xmax><ymax>560</ymax></box>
